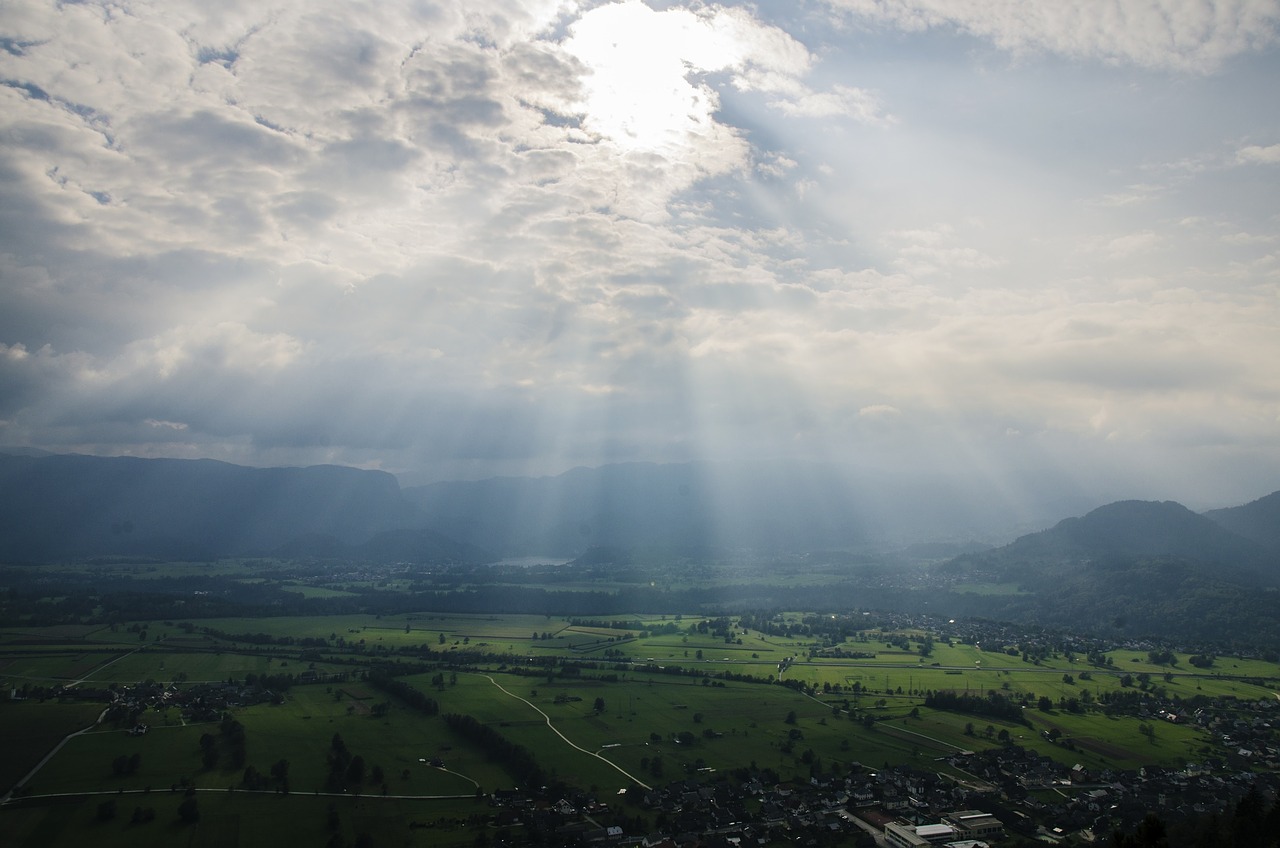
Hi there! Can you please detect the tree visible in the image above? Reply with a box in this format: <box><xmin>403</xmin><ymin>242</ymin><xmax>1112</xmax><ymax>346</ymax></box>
<box><xmin>199</xmin><ymin>733</ymin><xmax>219</xmax><ymax>770</ymax></box>
<box><xmin>784</xmin><ymin>710</ymin><xmax>797</xmax><ymax>725</ymax></box>
<box><xmin>346</xmin><ymin>755</ymin><xmax>366</xmax><ymax>786</ymax></box>
<box><xmin>177</xmin><ymin>796</ymin><xmax>199</xmax><ymax>824</ymax></box>
<box><xmin>593</xmin><ymin>697</ymin><xmax>606</xmax><ymax>713</ymax></box>
<box><xmin>271</xmin><ymin>758</ymin><xmax>290</xmax><ymax>793</ymax></box>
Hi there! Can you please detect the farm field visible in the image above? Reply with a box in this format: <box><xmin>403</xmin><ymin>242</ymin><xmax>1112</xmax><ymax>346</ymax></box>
<box><xmin>3</xmin><ymin>606</ymin><xmax>1279</xmax><ymax>847</ymax></box>
<box><xmin>0</xmin><ymin>787</ymin><xmax>496</xmax><ymax>848</ymax></box>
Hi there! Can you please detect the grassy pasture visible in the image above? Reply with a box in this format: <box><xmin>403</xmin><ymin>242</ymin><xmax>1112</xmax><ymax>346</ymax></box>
<box><xmin>74</xmin><ymin>651</ymin><xmax>321</xmax><ymax>685</ymax></box>
<box><xmin>0</xmin><ymin>624</ymin><xmax>111</xmax><ymax>642</ymax></box>
<box><xmin>23</xmin><ymin>721</ymin><xmax>213</xmax><ymax>795</ymax></box>
<box><xmin>410</xmin><ymin>668</ymin><xmax>945</xmax><ymax>785</ymax></box>
<box><xmin>186</xmin><ymin>614</ymin><xmax>386</xmax><ymax>640</ymax></box>
<box><xmin>4</xmin><ymin>607</ymin><xmax>1278</xmax><ymax>836</ymax></box>
<box><xmin>0</xmin><ymin>651</ymin><xmax>130</xmax><ymax>684</ymax></box>
<box><xmin>0</xmin><ymin>786</ymin><xmax>495</xmax><ymax>848</ymax></box>
<box><xmin>277</xmin><ymin>584</ymin><xmax>358</xmax><ymax>599</ymax></box>
<box><xmin>953</xmin><ymin>582</ymin><xmax>1030</xmax><ymax>595</ymax></box>
<box><xmin>234</xmin><ymin>686</ymin><xmax>510</xmax><ymax>795</ymax></box>
<box><xmin>24</xmin><ymin>684</ymin><xmax>509</xmax><ymax>798</ymax></box>
<box><xmin>0</xmin><ymin>701</ymin><xmax>104</xmax><ymax>793</ymax></box>
<box><xmin>1021</xmin><ymin>709</ymin><xmax>1207</xmax><ymax>770</ymax></box>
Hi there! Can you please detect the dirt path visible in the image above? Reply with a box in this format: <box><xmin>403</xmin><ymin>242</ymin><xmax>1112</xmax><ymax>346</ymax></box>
<box><xmin>472</xmin><ymin>673</ymin><xmax>651</xmax><ymax>790</ymax></box>
<box><xmin>0</xmin><ymin>707</ymin><xmax>108</xmax><ymax>805</ymax></box>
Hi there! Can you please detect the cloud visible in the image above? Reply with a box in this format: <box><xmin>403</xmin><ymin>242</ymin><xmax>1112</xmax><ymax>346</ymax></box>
<box><xmin>765</xmin><ymin>84</ymin><xmax>894</xmax><ymax>125</ymax></box>
<box><xmin>1095</xmin><ymin>184</ymin><xmax>1163</xmax><ymax>207</ymax></box>
<box><xmin>755</xmin><ymin>152</ymin><xmax>798</xmax><ymax>179</ymax></box>
<box><xmin>1221</xmin><ymin>231</ymin><xmax>1277</xmax><ymax>245</ymax></box>
<box><xmin>829</xmin><ymin>0</ymin><xmax>1280</xmax><ymax>71</ymax></box>
<box><xmin>1236</xmin><ymin>143</ymin><xmax>1280</xmax><ymax>165</ymax></box>
<box><xmin>884</xmin><ymin>225</ymin><xmax>1004</xmax><ymax>277</ymax></box>
<box><xmin>1097</xmin><ymin>231</ymin><xmax>1162</xmax><ymax>259</ymax></box>
<box><xmin>0</xmin><ymin>0</ymin><xmax>1277</xmax><ymax>501</ymax></box>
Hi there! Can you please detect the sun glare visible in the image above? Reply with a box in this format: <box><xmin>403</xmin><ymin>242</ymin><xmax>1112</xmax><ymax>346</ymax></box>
<box><xmin>563</xmin><ymin>2</ymin><xmax>732</xmax><ymax>153</ymax></box>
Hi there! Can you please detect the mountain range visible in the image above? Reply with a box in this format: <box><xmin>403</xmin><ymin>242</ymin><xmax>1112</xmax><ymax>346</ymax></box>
<box><xmin>935</xmin><ymin>497</ymin><xmax>1280</xmax><ymax>645</ymax></box>
<box><xmin>2</xmin><ymin>449</ymin><xmax>1278</xmax><ymax>644</ymax></box>
<box><xmin>0</xmin><ymin>453</ymin><xmax>413</xmax><ymax>562</ymax></box>
<box><xmin>0</xmin><ymin>450</ymin><xmax>1276</xmax><ymax>577</ymax></box>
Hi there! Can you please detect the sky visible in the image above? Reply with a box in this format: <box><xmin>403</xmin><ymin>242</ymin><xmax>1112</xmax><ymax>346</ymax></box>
<box><xmin>1</xmin><ymin>0</ymin><xmax>1278</xmax><ymax>507</ymax></box>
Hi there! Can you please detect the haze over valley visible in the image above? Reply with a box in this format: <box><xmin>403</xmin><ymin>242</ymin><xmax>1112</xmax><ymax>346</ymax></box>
<box><xmin>3</xmin><ymin>1</ymin><xmax>1280</xmax><ymax>845</ymax></box>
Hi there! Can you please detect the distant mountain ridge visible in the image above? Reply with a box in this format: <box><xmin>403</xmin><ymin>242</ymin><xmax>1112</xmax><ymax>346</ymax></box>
<box><xmin>402</xmin><ymin>460</ymin><xmax>1095</xmax><ymax>557</ymax></box>
<box><xmin>1</xmin><ymin>449</ymin><xmax>1275</xmax><ymax>579</ymax></box>
<box><xmin>0</xmin><ymin>453</ymin><xmax>418</xmax><ymax>561</ymax></box>
<box><xmin>1204</xmin><ymin>490</ymin><xmax>1280</xmax><ymax>553</ymax></box>
<box><xmin>1010</xmin><ymin>499</ymin><xmax>1269</xmax><ymax>568</ymax></box>
<box><xmin>935</xmin><ymin>493</ymin><xmax>1280</xmax><ymax>643</ymax></box>
<box><xmin>948</xmin><ymin>496</ymin><xmax>1277</xmax><ymax>579</ymax></box>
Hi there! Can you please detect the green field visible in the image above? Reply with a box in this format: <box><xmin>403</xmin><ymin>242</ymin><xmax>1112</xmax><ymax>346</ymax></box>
<box><xmin>0</xmin><ymin>788</ymin><xmax>495</xmax><ymax>848</ymax></box>
<box><xmin>3</xmin><ymin>607</ymin><xmax>1278</xmax><ymax>847</ymax></box>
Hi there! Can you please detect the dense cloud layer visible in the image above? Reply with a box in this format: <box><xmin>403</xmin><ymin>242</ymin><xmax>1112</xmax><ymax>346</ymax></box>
<box><xmin>1</xmin><ymin>0</ymin><xmax>1278</xmax><ymax>506</ymax></box>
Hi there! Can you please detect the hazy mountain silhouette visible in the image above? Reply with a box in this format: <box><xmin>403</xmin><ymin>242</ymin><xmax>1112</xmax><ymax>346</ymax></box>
<box><xmin>0</xmin><ymin>453</ymin><xmax>418</xmax><ymax>561</ymax></box>
<box><xmin>353</xmin><ymin>528</ymin><xmax>494</xmax><ymax>565</ymax></box>
<box><xmin>937</xmin><ymin>495</ymin><xmax>1280</xmax><ymax>642</ymax></box>
<box><xmin>403</xmin><ymin>460</ymin><xmax>1093</xmax><ymax>557</ymax></box>
<box><xmin>2</xmin><ymin>449</ymin><xmax>1272</xmax><ymax>580</ymax></box>
<box><xmin>948</xmin><ymin>498</ymin><xmax>1274</xmax><ymax>581</ymax></box>
<box><xmin>1204</xmin><ymin>490</ymin><xmax>1280</xmax><ymax>554</ymax></box>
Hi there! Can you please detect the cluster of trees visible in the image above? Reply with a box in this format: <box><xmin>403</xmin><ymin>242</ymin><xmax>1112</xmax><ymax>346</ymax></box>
<box><xmin>97</xmin><ymin>798</ymin><xmax>160</xmax><ymax>823</ymax></box>
<box><xmin>1085</xmin><ymin>649</ymin><xmax>1115</xmax><ymax>667</ymax></box>
<box><xmin>110</xmin><ymin>752</ymin><xmax>141</xmax><ymax>777</ymax></box>
<box><xmin>443</xmin><ymin>713</ymin><xmax>545</xmax><ymax>788</ymax></box>
<box><xmin>324</xmin><ymin>733</ymin><xmax>383</xmax><ymax>793</ymax></box>
<box><xmin>923</xmin><ymin>690</ymin><xmax>1030</xmax><ymax>726</ymax></box>
<box><xmin>197</xmin><ymin>715</ymin><xmax>247</xmax><ymax>770</ymax></box>
<box><xmin>1113</xmin><ymin>785</ymin><xmax>1280</xmax><ymax>847</ymax></box>
<box><xmin>365</xmin><ymin>670</ymin><xmax>440</xmax><ymax>715</ymax></box>
<box><xmin>240</xmin><ymin>759</ymin><xmax>290</xmax><ymax>793</ymax></box>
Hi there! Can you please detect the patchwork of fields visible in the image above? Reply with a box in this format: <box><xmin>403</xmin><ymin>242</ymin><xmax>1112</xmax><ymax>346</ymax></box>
<box><xmin>2</xmin><ymin>609</ymin><xmax>1278</xmax><ymax>847</ymax></box>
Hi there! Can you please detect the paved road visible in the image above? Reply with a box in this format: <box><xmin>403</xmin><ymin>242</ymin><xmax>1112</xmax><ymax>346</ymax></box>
<box><xmin>844</xmin><ymin>809</ymin><xmax>889</xmax><ymax>847</ymax></box>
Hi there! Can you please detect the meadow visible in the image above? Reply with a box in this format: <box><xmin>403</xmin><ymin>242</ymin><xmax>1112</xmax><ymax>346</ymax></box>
<box><xmin>3</xmin><ymin>606</ymin><xmax>1278</xmax><ymax>847</ymax></box>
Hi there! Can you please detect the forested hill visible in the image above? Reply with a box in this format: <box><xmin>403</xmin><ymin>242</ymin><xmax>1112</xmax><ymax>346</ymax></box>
<box><xmin>0</xmin><ymin>453</ymin><xmax>419</xmax><ymax>562</ymax></box>
<box><xmin>942</xmin><ymin>497</ymin><xmax>1280</xmax><ymax>587</ymax></box>
<box><xmin>935</xmin><ymin>495</ymin><xmax>1280</xmax><ymax>644</ymax></box>
<box><xmin>1204</xmin><ymin>489</ymin><xmax>1280</xmax><ymax>554</ymax></box>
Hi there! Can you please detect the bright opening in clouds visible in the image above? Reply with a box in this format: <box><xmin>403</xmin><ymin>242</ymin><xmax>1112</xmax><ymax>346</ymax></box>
<box><xmin>1</xmin><ymin>0</ymin><xmax>1278</xmax><ymax>506</ymax></box>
